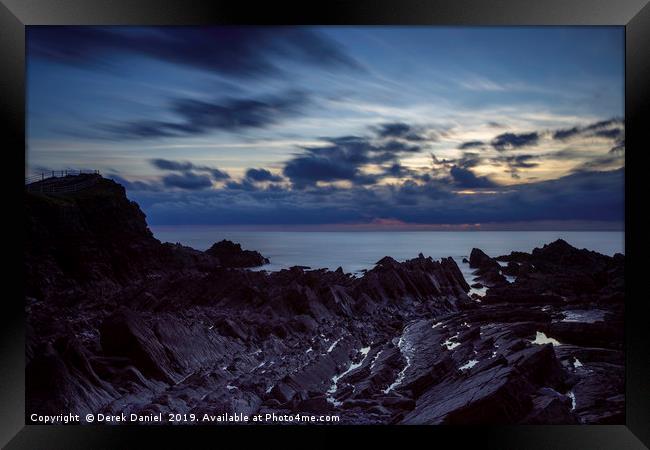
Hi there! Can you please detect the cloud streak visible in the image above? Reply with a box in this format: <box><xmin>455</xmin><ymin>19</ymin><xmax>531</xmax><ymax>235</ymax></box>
<box><xmin>150</xmin><ymin>158</ymin><xmax>230</xmax><ymax>179</ymax></box>
<box><xmin>28</xmin><ymin>26</ymin><xmax>362</xmax><ymax>78</ymax></box>
<box><xmin>103</xmin><ymin>91</ymin><xmax>309</xmax><ymax>140</ymax></box>
<box><xmin>553</xmin><ymin>118</ymin><xmax>624</xmax><ymax>153</ymax></box>
<box><xmin>454</xmin><ymin>117</ymin><xmax>625</xmax><ymax>161</ymax></box>
<box><xmin>491</xmin><ymin>132</ymin><xmax>540</xmax><ymax>151</ymax></box>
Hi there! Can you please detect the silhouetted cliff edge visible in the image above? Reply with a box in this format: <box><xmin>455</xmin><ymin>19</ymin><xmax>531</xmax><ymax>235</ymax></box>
<box><xmin>25</xmin><ymin>175</ymin><xmax>266</xmax><ymax>302</ymax></box>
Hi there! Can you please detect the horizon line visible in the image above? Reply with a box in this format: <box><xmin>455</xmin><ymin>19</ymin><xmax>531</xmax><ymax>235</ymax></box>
<box><xmin>149</xmin><ymin>220</ymin><xmax>624</xmax><ymax>232</ymax></box>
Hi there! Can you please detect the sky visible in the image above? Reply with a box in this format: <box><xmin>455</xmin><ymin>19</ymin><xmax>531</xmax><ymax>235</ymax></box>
<box><xmin>26</xmin><ymin>26</ymin><xmax>625</xmax><ymax>229</ymax></box>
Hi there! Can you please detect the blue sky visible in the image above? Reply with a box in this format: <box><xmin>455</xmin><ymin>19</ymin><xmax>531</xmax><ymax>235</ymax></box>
<box><xmin>26</xmin><ymin>26</ymin><xmax>625</xmax><ymax>228</ymax></box>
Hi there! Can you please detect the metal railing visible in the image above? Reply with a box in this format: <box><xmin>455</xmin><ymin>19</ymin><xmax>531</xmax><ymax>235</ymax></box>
<box><xmin>25</xmin><ymin>169</ymin><xmax>100</xmax><ymax>185</ymax></box>
<box><xmin>25</xmin><ymin>170</ymin><xmax>102</xmax><ymax>194</ymax></box>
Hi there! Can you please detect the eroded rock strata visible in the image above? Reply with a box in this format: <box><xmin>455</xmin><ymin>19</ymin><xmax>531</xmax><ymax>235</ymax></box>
<box><xmin>25</xmin><ymin>176</ymin><xmax>624</xmax><ymax>424</ymax></box>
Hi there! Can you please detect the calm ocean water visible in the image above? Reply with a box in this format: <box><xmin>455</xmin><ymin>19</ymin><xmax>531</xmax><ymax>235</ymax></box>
<box><xmin>150</xmin><ymin>228</ymin><xmax>625</xmax><ymax>280</ymax></box>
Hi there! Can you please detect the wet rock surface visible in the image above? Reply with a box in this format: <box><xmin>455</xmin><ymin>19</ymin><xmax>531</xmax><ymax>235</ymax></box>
<box><xmin>25</xmin><ymin>177</ymin><xmax>624</xmax><ymax>424</ymax></box>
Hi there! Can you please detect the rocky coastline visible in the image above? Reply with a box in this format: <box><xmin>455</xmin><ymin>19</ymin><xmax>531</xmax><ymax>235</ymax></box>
<box><xmin>25</xmin><ymin>175</ymin><xmax>625</xmax><ymax>424</ymax></box>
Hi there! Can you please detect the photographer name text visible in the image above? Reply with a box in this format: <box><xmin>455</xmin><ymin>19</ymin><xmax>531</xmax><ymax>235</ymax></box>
<box><xmin>30</xmin><ymin>412</ymin><xmax>340</xmax><ymax>424</ymax></box>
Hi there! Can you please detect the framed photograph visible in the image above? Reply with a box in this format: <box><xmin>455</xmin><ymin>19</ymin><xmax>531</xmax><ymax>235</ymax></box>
<box><xmin>3</xmin><ymin>0</ymin><xmax>649</xmax><ymax>448</ymax></box>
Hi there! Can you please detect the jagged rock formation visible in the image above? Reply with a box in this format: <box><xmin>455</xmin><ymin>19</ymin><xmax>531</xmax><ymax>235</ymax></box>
<box><xmin>25</xmin><ymin>176</ymin><xmax>624</xmax><ymax>425</ymax></box>
<box><xmin>469</xmin><ymin>248</ymin><xmax>507</xmax><ymax>288</ymax></box>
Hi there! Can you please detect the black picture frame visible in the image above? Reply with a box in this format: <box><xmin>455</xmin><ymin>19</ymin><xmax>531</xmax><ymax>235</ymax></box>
<box><xmin>3</xmin><ymin>0</ymin><xmax>649</xmax><ymax>448</ymax></box>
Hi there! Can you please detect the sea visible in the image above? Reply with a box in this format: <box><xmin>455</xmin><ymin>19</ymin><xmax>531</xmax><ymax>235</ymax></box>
<box><xmin>150</xmin><ymin>228</ymin><xmax>624</xmax><ymax>284</ymax></box>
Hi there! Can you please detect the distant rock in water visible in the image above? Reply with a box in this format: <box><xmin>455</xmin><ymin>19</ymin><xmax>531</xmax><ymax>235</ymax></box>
<box><xmin>205</xmin><ymin>240</ymin><xmax>269</xmax><ymax>268</ymax></box>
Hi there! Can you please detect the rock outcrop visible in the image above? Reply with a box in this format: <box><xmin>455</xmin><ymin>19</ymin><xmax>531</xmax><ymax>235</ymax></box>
<box><xmin>25</xmin><ymin>175</ymin><xmax>220</xmax><ymax>303</ymax></box>
<box><xmin>468</xmin><ymin>248</ymin><xmax>507</xmax><ymax>287</ymax></box>
<box><xmin>205</xmin><ymin>240</ymin><xmax>269</xmax><ymax>268</ymax></box>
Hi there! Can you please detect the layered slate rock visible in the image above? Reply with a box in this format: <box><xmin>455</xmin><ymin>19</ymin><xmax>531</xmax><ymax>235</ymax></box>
<box><xmin>25</xmin><ymin>176</ymin><xmax>625</xmax><ymax>425</ymax></box>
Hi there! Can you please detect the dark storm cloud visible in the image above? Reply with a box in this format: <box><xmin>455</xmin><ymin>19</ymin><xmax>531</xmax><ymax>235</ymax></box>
<box><xmin>571</xmin><ymin>155</ymin><xmax>624</xmax><ymax>173</ymax></box>
<box><xmin>426</xmin><ymin>152</ymin><xmax>485</xmax><ymax>180</ymax></box>
<box><xmin>205</xmin><ymin>168</ymin><xmax>231</xmax><ymax>180</ymax></box>
<box><xmin>553</xmin><ymin>117</ymin><xmax>624</xmax><ymax>141</ymax></box>
<box><xmin>386</xmin><ymin>169</ymin><xmax>623</xmax><ymax>224</ymax></box>
<box><xmin>586</xmin><ymin>119</ymin><xmax>624</xmax><ymax>153</ymax></box>
<box><xmin>501</xmin><ymin>155</ymin><xmax>539</xmax><ymax>179</ymax></box>
<box><xmin>491</xmin><ymin>132</ymin><xmax>539</xmax><ymax>151</ymax></box>
<box><xmin>225</xmin><ymin>179</ymin><xmax>258</xmax><ymax>191</ymax></box>
<box><xmin>27</xmin><ymin>26</ymin><xmax>362</xmax><ymax>78</ymax></box>
<box><xmin>592</xmin><ymin>128</ymin><xmax>623</xmax><ymax>139</ymax></box>
<box><xmin>170</xmin><ymin>92</ymin><xmax>307</xmax><ymax>132</ymax></box>
<box><xmin>150</xmin><ymin>158</ymin><xmax>230</xmax><ymax>181</ymax></box>
<box><xmin>161</xmin><ymin>172</ymin><xmax>213</xmax><ymax>190</ymax></box>
<box><xmin>374</xmin><ymin>122</ymin><xmax>427</xmax><ymax>141</ymax></box>
<box><xmin>105</xmin><ymin>118</ymin><xmax>624</xmax><ymax>224</ymax></box>
<box><xmin>385</xmin><ymin>163</ymin><xmax>414</xmax><ymax>178</ymax></box>
<box><xmin>429</xmin><ymin>151</ymin><xmax>538</xmax><ymax>181</ymax></box>
<box><xmin>106</xmin><ymin>91</ymin><xmax>309</xmax><ymax>140</ymax></box>
<box><xmin>283</xmin><ymin>134</ymin><xmax>422</xmax><ymax>188</ymax></box>
<box><xmin>583</xmin><ymin>118</ymin><xmax>621</xmax><ymax>131</ymax></box>
<box><xmin>449</xmin><ymin>165</ymin><xmax>498</xmax><ymax>189</ymax></box>
<box><xmin>283</xmin><ymin>155</ymin><xmax>361</xmax><ymax>188</ymax></box>
<box><xmin>509</xmin><ymin>169</ymin><xmax>623</xmax><ymax>222</ymax></box>
<box><xmin>351</xmin><ymin>172</ymin><xmax>382</xmax><ymax>186</ymax></box>
<box><xmin>503</xmin><ymin>155</ymin><xmax>539</xmax><ymax>169</ymax></box>
<box><xmin>457</xmin><ymin>140</ymin><xmax>485</xmax><ymax>149</ymax></box>
<box><xmin>610</xmin><ymin>139</ymin><xmax>625</xmax><ymax>154</ymax></box>
<box><xmin>151</xmin><ymin>159</ymin><xmax>194</xmax><ymax>171</ymax></box>
<box><xmin>544</xmin><ymin>147</ymin><xmax>623</xmax><ymax>174</ymax></box>
<box><xmin>455</xmin><ymin>152</ymin><xmax>483</xmax><ymax>168</ymax></box>
<box><xmin>545</xmin><ymin>148</ymin><xmax>586</xmax><ymax>160</ymax></box>
<box><xmin>125</xmin><ymin>168</ymin><xmax>623</xmax><ymax>226</ymax></box>
<box><xmin>549</xmin><ymin>118</ymin><xmax>625</xmax><ymax>155</ymax></box>
<box><xmin>381</xmin><ymin>140</ymin><xmax>422</xmax><ymax>153</ymax></box>
<box><xmin>102</xmin><ymin>121</ymin><xmax>188</xmax><ymax>139</ymax></box>
<box><xmin>471</xmin><ymin>169</ymin><xmax>624</xmax><ymax>224</ymax></box>
<box><xmin>552</xmin><ymin>126</ymin><xmax>581</xmax><ymax>140</ymax></box>
<box><xmin>377</xmin><ymin>123</ymin><xmax>409</xmax><ymax>137</ymax></box>
<box><xmin>245</xmin><ymin>168</ymin><xmax>283</xmax><ymax>182</ymax></box>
